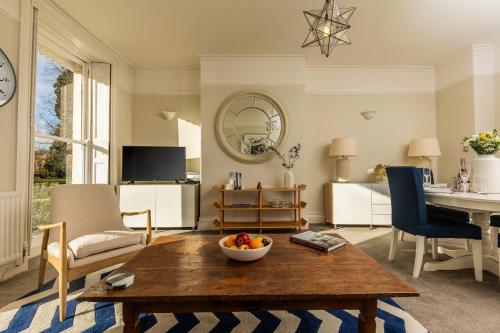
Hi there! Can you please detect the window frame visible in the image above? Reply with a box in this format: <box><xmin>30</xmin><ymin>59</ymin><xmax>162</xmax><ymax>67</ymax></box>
<box><xmin>31</xmin><ymin>31</ymin><xmax>111</xmax><ymax>232</ymax></box>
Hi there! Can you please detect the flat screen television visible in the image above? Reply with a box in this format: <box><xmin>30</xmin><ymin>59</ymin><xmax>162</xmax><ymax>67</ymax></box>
<box><xmin>122</xmin><ymin>146</ymin><xmax>186</xmax><ymax>182</ymax></box>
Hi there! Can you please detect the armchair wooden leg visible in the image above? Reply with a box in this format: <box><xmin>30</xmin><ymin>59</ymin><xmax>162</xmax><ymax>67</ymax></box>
<box><xmin>38</xmin><ymin>229</ymin><xmax>49</xmax><ymax>288</ymax></box>
<box><xmin>38</xmin><ymin>256</ymin><xmax>47</xmax><ymax>288</ymax></box>
<box><xmin>498</xmin><ymin>247</ymin><xmax>500</xmax><ymax>284</ymax></box>
<box><xmin>399</xmin><ymin>230</ymin><xmax>405</xmax><ymax>242</ymax></box>
<box><xmin>413</xmin><ymin>236</ymin><xmax>426</xmax><ymax>278</ymax></box>
<box><xmin>471</xmin><ymin>240</ymin><xmax>483</xmax><ymax>282</ymax></box>
<box><xmin>431</xmin><ymin>239</ymin><xmax>438</xmax><ymax>260</ymax></box>
<box><xmin>58</xmin><ymin>222</ymin><xmax>68</xmax><ymax>321</ymax></box>
<box><xmin>58</xmin><ymin>269</ymin><xmax>67</xmax><ymax>321</ymax></box>
<box><xmin>388</xmin><ymin>227</ymin><xmax>398</xmax><ymax>261</ymax></box>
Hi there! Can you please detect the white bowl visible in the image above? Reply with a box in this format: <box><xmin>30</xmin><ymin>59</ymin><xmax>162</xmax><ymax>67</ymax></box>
<box><xmin>219</xmin><ymin>235</ymin><xmax>273</xmax><ymax>262</ymax></box>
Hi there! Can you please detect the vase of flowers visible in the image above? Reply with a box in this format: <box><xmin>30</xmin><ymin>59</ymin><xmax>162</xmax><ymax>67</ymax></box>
<box><xmin>463</xmin><ymin>130</ymin><xmax>500</xmax><ymax>193</ymax></box>
<box><xmin>463</xmin><ymin>129</ymin><xmax>500</xmax><ymax>156</ymax></box>
<box><xmin>270</xmin><ymin>143</ymin><xmax>301</xmax><ymax>188</ymax></box>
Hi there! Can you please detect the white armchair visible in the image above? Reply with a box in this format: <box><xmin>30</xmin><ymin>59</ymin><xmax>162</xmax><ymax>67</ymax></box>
<box><xmin>38</xmin><ymin>184</ymin><xmax>152</xmax><ymax>321</ymax></box>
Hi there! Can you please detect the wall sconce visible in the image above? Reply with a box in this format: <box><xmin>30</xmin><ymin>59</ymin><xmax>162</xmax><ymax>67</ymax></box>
<box><xmin>160</xmin><ymin>110</ymin><xmax>177</xmax><ymax>121</ymax></box>
<box><xmin>360</xmin><ymin>110</ymin><xmax>376</xmax><ymax>120</ymax></box>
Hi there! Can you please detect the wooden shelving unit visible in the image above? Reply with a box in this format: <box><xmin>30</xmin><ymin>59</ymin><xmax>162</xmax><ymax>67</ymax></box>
<box><xmin>213</xmin><ymin>184</ymin><xmax>307</xmax><ymax>233</ymax></box>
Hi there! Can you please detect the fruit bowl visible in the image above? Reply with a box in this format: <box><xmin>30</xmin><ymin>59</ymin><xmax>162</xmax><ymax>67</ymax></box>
<box><xmin>219</xmin><ymin>233</ymin><xmax>273</xmax><ymax>262</ymax></box>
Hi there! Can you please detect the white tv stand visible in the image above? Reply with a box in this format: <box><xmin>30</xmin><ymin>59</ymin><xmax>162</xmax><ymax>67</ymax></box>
<box><xmin>118</xmin><ymin>184</ymin><xmax>199</xmax><ymax>229</ymax></box>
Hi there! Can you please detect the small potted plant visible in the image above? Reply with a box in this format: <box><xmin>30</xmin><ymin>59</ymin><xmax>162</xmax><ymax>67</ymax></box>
<box><xmin>269</xmin><ymin>144</ymin><xmax>301</xmax><ymax>188</ymax></box>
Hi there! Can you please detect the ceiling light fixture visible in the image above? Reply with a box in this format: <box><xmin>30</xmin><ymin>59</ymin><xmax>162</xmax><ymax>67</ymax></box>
<box><xmin>302</xmin><ymin>0</ymin><xmax>356</xmax><ymax>58</ymax></box>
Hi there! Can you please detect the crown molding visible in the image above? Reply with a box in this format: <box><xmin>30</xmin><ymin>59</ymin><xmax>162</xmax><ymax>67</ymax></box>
<box><xmin>0</xmin><ymin>0</ymin><xmax>19</xmax><ymax>21</ymax></box>
<box><xmin>34</xmin><ymin>0</ymin><xmax>134</xmax><ymax>66</ymax></box>
<box><xmin>306</xmin><ymin>65</ymin><xmax>435</xmax><ymax>72</ymax></box>
<box><xmin>199</xmin><ymin>54</ymin><xmax>307</xmax><ymax>61</ymax></box>
<box><xmin>306</xmin><ymin>65</ymin><xmax>435</xmax><ymax>94</ymax></box>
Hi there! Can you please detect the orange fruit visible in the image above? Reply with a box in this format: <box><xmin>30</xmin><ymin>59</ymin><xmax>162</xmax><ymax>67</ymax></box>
<box><xmin>225</xmin><ymin>235</ymin><xmax>237</xmax><ymax>247</ymax></box>
<box><xmin>249</xmin><ymin>239</ymin><xmax>264</xmax><ymax>249</ymax></box>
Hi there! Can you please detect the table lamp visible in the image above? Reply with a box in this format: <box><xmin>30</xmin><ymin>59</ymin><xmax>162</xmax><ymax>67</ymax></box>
<box><xmin>329</xmin><ymin>138</ymin><xmax>358</xmax><ymax>183</ymax></box>
<box><xmin>408</xmin><ymin>138</ymin><xmax>441</xmax><ymax>169</ymax></box>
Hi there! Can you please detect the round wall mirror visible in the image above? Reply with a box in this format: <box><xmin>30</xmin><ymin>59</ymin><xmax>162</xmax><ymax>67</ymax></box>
<box><xmin>215</xmin><ymin>91</ymin><xmax>288</xmax><ymax>164</ymax></box>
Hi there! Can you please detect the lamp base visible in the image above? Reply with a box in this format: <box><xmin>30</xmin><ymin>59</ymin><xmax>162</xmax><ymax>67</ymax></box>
<box><xmin>336</xmin><ymin>157</ymin><xmax>351</xmax><ymax>183</ymax></box>
<box><xmin>416</xmin><ymin>157</ymin><xmax>432</xmax><ymax>169</ymax></box>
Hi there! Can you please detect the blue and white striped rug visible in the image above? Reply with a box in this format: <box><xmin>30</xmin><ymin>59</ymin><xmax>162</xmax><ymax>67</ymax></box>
<box><xmin>0</xmin><ymin>267</ymin><xmax>427</xmax><ymax>333</ymax></box>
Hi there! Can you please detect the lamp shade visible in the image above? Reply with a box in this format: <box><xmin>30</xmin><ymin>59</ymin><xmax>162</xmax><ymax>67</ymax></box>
<box><xmin>329</xmin><ymin>138</ymin><xmax>358</xmax><ymax>157</ymax></box>
<box><xmin>408</xmin><ymin>138</ymin><xmax>441</xmax><ymax>157</ymax></box>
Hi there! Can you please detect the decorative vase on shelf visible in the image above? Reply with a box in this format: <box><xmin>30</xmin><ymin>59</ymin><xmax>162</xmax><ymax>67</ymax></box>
<box><xmin>284</xmin><ymin>169</ymin><xmax>295</xmax><ymax>189</ymax></box>
<box><xmin>471</xmin><ymin>154</ymin><xmax>500</xmax><ymax>193</ymax></box>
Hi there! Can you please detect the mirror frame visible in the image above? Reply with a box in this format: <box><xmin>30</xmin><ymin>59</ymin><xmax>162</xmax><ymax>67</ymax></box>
<box><xmin>215</xmin><ymin>91</ymin><xmax>288</xmax><ymax>164</ymax></box>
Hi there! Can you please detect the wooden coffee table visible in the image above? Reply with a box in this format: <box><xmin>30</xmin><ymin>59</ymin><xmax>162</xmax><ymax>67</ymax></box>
<box><xmin>78</xmin><ymin>234</ymin><xmax>418</xmax><ymax>333</ymax></box>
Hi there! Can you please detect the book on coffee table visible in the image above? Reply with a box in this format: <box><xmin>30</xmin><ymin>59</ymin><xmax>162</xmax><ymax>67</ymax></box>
<box><xmin>290</xmin><ymin>231</ymin><xmax>347</xmax><ymax>253</ymax></box>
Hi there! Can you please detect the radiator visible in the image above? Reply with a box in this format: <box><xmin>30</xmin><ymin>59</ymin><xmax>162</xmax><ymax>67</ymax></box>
<box><xmin>0</xmin><ymin>193</ymin><xmax>24</xmax><ymax>266</ymax></box>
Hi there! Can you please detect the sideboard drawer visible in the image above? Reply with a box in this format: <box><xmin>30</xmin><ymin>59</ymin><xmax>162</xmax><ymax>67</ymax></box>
<box><xmin>372</xmin><ymin>214</ymin><xmax>392</xmax><ymax>225</ymax></box>
<box><xmin>372</xmin><ymin>185</ymin><xmax>391</xmax><ymax>204</ymax></box>
<box><xmin>372</xmin><ymin>204</ymin><xmax>392</xmax><ymax>215</ymax></box>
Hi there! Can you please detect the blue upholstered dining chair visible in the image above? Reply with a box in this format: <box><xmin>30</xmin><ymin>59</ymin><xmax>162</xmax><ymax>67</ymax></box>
<box><xmin>423</xmin><ymin>168</ymin><xmax>470</xmax><ymax>222</ymax></box>
<box><xmin>386</xmin><ymin>166</ymin><xmax>483</xmax><ymax>280</ymax></box>
<box><xmin>491</xmin><ymin>215</ymin><xmax>500</xmax><ymax>282</ymax></box>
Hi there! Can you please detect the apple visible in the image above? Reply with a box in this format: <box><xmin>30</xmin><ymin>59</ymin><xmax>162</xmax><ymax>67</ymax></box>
<box><xmin>236</xmin><ymin>232</ymin><xmax>251</xmax><ymax>246</ymax></box>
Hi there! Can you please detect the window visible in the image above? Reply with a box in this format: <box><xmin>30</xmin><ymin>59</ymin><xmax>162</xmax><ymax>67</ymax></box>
<box><xmin>32</xmin><ymin>42</ymin><xmax>110</xmax><ymax>231</ymax></box>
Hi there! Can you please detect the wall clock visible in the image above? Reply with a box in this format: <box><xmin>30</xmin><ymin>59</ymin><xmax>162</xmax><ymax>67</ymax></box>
<box><xmin>0</xmin><ymin>48</ymin><xmax>17</xmax><ymax>108</ymax></box>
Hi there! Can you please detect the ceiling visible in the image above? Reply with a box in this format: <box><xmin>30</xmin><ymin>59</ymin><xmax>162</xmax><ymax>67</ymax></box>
<box><xmin>53</xmin><ymin>0</ymin><xmax>500</xmax><ymax>69</ymax></box>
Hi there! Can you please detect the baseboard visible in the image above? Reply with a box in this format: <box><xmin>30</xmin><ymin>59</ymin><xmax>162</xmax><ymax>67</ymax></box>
<box><xmin>0</xmin><ymin>259</ymin><xmax>28</xmax><ymax>282</ymax></box>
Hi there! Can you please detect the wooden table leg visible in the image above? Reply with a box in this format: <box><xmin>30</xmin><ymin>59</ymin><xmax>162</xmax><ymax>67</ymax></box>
<box><xmin>358</xmin><ymin>298</ymin><xmax>377</xmax><ymax>333</ymax></box>
<box><xmin>122</xmin><ymin>302</ymin><xmax>140</xmax><ymax>333</ymax></box>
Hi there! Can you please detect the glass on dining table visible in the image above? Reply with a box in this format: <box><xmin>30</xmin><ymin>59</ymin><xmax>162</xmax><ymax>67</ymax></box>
<box><xmin>423</xmin><ymin>168</ymin><xmax>432</xmax><ymax>187</ymax></box>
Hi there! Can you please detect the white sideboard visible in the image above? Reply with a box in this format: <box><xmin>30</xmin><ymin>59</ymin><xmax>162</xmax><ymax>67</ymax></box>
<box><xmin>119</xmin><ymin>184</ymin><xmax>199</xmax><ymax>229</ymax></box>
<box><xmin>324</xmin><ymin>183</ymin><xmax>392</xmax><ymax>228</ymax></box>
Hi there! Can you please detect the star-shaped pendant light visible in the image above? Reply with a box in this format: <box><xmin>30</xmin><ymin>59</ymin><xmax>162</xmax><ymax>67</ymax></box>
<box><xmin>302</xmin><ymin>0</ymin><xmax>356</xmax><ymax>57</ymax></box>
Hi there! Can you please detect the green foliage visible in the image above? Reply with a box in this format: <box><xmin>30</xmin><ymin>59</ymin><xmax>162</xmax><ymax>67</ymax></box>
<box><xmin>463</xmin><ymin>129</ymin><xmax>500</xmax><ymax>155</ymax></box>
<box><xmin>34</xmin><ymin>69</ymin><xmax>73</xmax><ymax>180</ymax></box>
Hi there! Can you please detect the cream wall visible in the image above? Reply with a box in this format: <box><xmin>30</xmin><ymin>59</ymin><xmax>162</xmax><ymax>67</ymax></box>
<box><xmin>0</xmin><ymin>8</ymin><xmax>20</xmax><ymax>192</ymax></box>
<box><xmin>436</xmin><ymin>44</ymin><xmax>500</xmax><ymax>184</ymax></box>
<box><xmin>436</xmin><ymin>78</ymin><xmax>475</xmax><ymax>183</ymax></box>
<box><xmin>193</xmin><ymin>57</ymin><xmax>438</xmax><ymax>224</ymax></box>
<box><xmin>198</xmin><ymin>89</ymin><xmax>437</xmax><ymax>223</ymax></box>
<box><xmin>131</xmin><ymin>94</ymin><xmax>200</xmax><ymax>146</ymax></box>
<box><xmin>304</xmin><ymin>93</ymin><xmax>436</xmax><ymax>215</ymax></box>
<box><xmin>200</xmin><ymin>85</ymin><xmax>306</xmax><ymax>221</ymax></box>
<box><xmin>130</xmin><ymin>69</ymin><xmax>202</xmax><ymax>176</ymax></box>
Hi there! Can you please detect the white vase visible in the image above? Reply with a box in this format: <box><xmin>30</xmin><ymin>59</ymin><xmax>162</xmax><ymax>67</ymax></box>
<box><xmin>284</xmin><ymin>169</ymin><xmax>295</xmax><ymax>189</ymax></box>
<box><xmin>471</xmin><ymin>154</ymin><xmax>500</xmax><ymax>193</ymax></box>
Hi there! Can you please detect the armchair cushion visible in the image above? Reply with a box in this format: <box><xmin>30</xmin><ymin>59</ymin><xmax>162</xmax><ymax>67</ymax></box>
<box><xmin>48</xmin><ymin>242</ymin><xmax>144</xmax><ymax>268</ymax></box>
<box><xmin>68</xmin><ymin>231</ymin><xmax>144</xmax><ymax>259</ymax></box>
<box><xmin>47</xmin><ymin>242</ymin><xmax>75</xmax><ymax>267</ymax></box>
<box><xmin>72</xmin><ymin>243</ymin><xmax>144</xmax><ymax>268</ymax></box>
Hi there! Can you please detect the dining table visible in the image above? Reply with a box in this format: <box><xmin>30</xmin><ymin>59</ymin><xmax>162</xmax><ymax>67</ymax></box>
<box><xmin>425</xmin><ymin>191</ymin><xmax>500</xmax><ymax>277</ymax></box>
